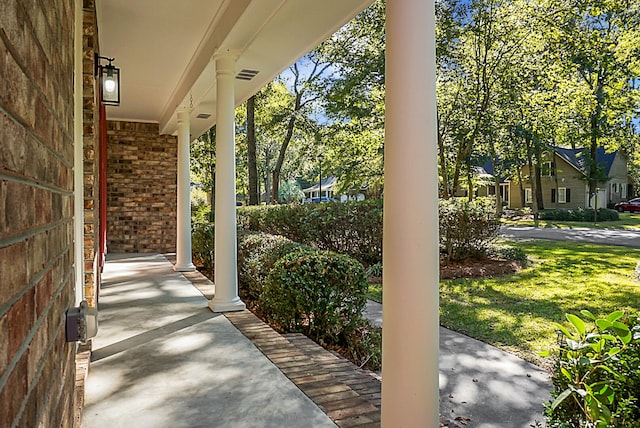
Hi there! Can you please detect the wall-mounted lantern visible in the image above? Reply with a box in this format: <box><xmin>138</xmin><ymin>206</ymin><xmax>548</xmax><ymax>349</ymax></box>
<box><xmin>95</xmin><ymin>54</ymin><xmax>121</xmax><ymax>106</ymax></box>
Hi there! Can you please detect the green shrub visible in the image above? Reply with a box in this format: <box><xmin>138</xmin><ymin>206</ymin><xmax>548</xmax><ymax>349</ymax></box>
<box><xmin>192</xmin><ymin>221</ymin><xmax>214</xmax><ymax>272</ymax></box>
<box><xmin>439</xmin><ymin>197</ymin><xmax>500</xmax><ymax>261</ymax></box>
<box><xmin>543</xmin><ymin>310</ymin><xmax>640</xmax><ymax>427</ymax></box>
<box><xmin>367</xmin><ymin>262</ymin><xmax>383</xmax><ymax>277</ymax></box>
<box><xmin>237</xmin><ymin>200</ymin><xmax>383</xmax><ymax>265</ymax></box>
<box><xmin>261</xmin><ymin>248</ymin><xmax>369</xmax><ymax>345</ymax></box>
<box><xmin>540</xmin><ymin>208</ymin><xmax>620</xmax><ymax>222</ymax></box>
<box><xmin>342</xmin><ymin>320</ymin><xmax>382</xmax><ymax>371</ymax></box>
<box><xmin>237</xmin><ymin>233</ymin><xmax>302</xmax><ymax>303</ymax></box>
<box><xmin>489</xmin><ymin>245</ymin><xmax>529</xmax><ymax>266</ymax></box>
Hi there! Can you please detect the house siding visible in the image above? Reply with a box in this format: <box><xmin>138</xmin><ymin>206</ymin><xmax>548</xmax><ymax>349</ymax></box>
<box><xmin>0</xmin><ymin>0</ymin><xmax>77</xmax><ymax>426</ymax></box>
<box><xmin>106</xmin><ymin>121</ymin><xmax>177</xmax><ymax>253</ymax></box>
<box><xmin>606</xmin><ymin>152</ymin><xmax>629</xmax><ymax>205</ymax></box>
<box><xmin>510</xmin><ymin>155</ymin><xmax>588</xmax><ymax>209</ymax></box>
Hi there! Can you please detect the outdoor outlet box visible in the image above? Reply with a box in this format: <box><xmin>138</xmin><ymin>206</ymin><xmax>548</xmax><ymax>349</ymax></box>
<box><xmin>66</xmin><ymin>300</ymin><xmax>98</xmax><ymax>342</ymax></box>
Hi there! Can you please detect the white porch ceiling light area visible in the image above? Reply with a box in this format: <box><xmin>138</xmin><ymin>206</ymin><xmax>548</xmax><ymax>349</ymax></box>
<box><xmin>96</xmin><ymin>0</ymin><xmax>374</xmax><ymax>139</ymax></box>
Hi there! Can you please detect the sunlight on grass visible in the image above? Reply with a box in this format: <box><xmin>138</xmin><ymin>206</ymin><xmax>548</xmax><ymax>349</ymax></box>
<box><xmin>502</xmin><ymin>213</ymin><xmax>640</xmax><ymax>230</ymax></box>
<box><xmin>438</xmin><ymin>240</ymin><xmax>640</xmax><ymax>367</ymax></box>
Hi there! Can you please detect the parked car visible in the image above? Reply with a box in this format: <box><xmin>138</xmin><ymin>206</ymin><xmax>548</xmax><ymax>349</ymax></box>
<box><xmin>614</xmin><ymin>197</ymin><xmax>640</xmax><ymax>213</ymax></box>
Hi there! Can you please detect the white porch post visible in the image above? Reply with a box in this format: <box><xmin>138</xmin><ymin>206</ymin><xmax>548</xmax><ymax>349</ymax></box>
<box><xmin>174</xmin><ymin>107</ymin><xmax>196</xmax><ymax>272</ymax></box>
<box><xmin>209</xmin><ymin>51</ymin><xmax>245</xmax><ymax>312</ymax></box>
<box><xmin>382</xmin><ymin>1</ymin><xmax>439</xmax><ymax>427</ymax></box>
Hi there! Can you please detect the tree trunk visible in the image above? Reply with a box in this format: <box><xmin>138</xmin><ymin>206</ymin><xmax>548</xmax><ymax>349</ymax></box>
<box><xmin>247</xmin><ymin>96</ymin><xmax>259</xmax><ymax>205</ymax></box>
<box><xmin>271</xmin><ymin>93</ymin><xmax>301</xmax><ymax>203</ymax></box>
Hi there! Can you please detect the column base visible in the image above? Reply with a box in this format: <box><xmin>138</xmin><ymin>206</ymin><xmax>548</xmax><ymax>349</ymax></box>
<box><xmin>173</xmin><ymin>263</ymin><xmax>196</xmax><ymax>272</ymax></box>
<box><xmin>208</xmin><ymin>297</ymin><xmax>245</xmax><ymax>313</ymax></box>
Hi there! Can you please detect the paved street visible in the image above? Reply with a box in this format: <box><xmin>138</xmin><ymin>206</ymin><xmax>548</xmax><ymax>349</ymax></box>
<box><xmin>500</xmin><ymin>226</ymin><xmax>640</xmax><ymax>248</ymax></box>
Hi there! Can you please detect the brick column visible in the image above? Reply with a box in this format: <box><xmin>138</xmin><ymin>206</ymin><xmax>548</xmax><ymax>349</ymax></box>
<box><xmin>381</xmin><ymin>0</ymin><xmax>439</xmax><ymax>426</ymax></box>
<box><xmin>209</xmin><ymin>51</ymin><xmax>245</xmax><ymax>313</ymax></box>
<box><xmin>174</xmin><ymin>108</ymin><xmax>196</xmax><ymax>272</ymax></box>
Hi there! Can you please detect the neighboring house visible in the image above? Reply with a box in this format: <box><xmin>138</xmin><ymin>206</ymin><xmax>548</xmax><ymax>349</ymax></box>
<box><xmin>478</xmin><ymin>147</ymin><xmax>631</xmax><ymax>209</ymax></box>
<box><xmin>302</xmin><ymin>176</ymin><xmax>367</xmax><ymax>202</ymax></box>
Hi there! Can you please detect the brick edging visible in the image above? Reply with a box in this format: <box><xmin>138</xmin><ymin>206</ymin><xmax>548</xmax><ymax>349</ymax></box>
<box><xmin>225</xmin><ymin>311</ymin><xmax>382</xmax><ymax>428</ymax></box>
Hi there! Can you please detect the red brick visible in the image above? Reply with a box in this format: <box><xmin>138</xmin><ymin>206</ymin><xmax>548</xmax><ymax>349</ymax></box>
<box><xmin>7</xmin><ymin>288</ymin><xmax>35</xmax><ymax>361</ymax></box>
<box><xmin>0</xmin><ymin>242</ymin><xmax>27</xmax><ymax>307</ymax></box>
<box><xmin>1</xmin><ymin>180</ymin><xmax>36</xmax><ymax>238</ymax></box>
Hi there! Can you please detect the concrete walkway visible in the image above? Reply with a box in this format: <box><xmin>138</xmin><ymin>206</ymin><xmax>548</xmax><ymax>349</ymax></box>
<box><xmin>82</xmin><ymin>253</ymin><xmax>335</xmax><ymax>428</ymax></box>
<box><xmin>84</xmin><ymin>253</ymin><xmax>551</xmax><ymax>428</ymax></box>
<box><xmin>364</xmin><ymin>301</ymin><xmax>551</xmax><ymax>427</ymax></box>
<box><xmin>501</xmin><ymin>225</ymin><xmax>640</xmax><ymax>248</ymax></box>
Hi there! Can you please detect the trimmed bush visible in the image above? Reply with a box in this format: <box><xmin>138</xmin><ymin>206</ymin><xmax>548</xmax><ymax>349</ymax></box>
<box><xmin>237</xmin><ymin>233</ymin><xmax>301</xmax><ymax>303</ymax></box>
<box><xmin>540</xmin><ymin>207</ymin><xmax>620</xmax><ymax>222</ymax></box>
<box><xmin>261</xmin><ymin>248</ymin><xmax>369</xmax><ymax>345</ymax></box>
<box><xmin>192</xmin><ymin>221</ymin><xmax>214</xmax><ymax>272</ymax></box>
<box><xmin>439</xmin><ymin>197</ymin><xmax>500</xmax><ymax>261</ymax></box>
<box><xmin>237</xmin><ymin>200</ymin><xmax>383</xmax><ymax>266</ymax></box>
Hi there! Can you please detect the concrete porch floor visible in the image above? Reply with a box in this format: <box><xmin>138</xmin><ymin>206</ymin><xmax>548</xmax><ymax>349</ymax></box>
<box><xmin>82</xmin><ymin>253</ymin><xmax>552</xmax><ymax>428</ymax></box>
<box><xmin>82</xmin><ymin>253</ymin><xmax>335</xmax><ymax>428</ymax></box>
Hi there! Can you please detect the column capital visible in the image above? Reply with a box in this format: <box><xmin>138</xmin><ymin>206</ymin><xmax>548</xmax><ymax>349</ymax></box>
<box><xmin>176</xmin><ymin>107</ymin><xmax>193</xmax><ymax>123</ymax></box>
<box><xmin>214</xmin><ymin>49</ymin><xmax>240</xmax><ymax>77</ymax></box>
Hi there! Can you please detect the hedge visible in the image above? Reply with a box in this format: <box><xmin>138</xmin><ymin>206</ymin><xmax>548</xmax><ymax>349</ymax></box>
<box><xmin>539</xmin><ymin>207</ymin><xmax>620</xmax><ymax>222</ymax></box>
<box><xmin>237</xmin><ymin>200</ymin><xmax>383</xmax><ymax>266</ymax></box>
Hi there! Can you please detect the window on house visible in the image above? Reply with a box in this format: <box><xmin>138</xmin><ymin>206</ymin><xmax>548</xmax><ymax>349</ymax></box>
<box><xmin>622</xmin><ymin>184</ymin><xmax>627</xmax><ymax>199</ymax></box>
<box><xmin>558</xmin><ymin>187</ymin><xmax>567</xmax><ymax>204</ymax></box>
<box><xmin>542</xmin><ymin>161</ymin><xmax>556</xmax><ymax>177</ymax></box>
<box><xmin>525</xmin><ymin>188</ymin><xmax>532</xmax><ymax>203</ymax></box>
<box><xmin>552</xmin><ymin>187</ymin><xmax>571</xmax><ymax>204</ymax></box>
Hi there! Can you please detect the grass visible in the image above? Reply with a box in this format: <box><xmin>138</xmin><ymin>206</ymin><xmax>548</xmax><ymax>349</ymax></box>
<box><xmin>502</xmin><ymin>212</ymin><xmax>640</xmax><ymax>230</ymax></box>
<box><xmin>368</xmin><ymin>240</ymin><xmax>640</xmax><ymax>366</ymax></box>
<box><xmin>439</xmin><ymin>240</ymin><xmax>640</xmax><ymax>366</ymax></box>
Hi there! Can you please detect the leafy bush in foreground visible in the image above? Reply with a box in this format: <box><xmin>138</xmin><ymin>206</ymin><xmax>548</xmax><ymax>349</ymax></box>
<box><xmin>543</xmin><ymin>310</ymin><xmax>640</xmax><ymax>427</ymax></box>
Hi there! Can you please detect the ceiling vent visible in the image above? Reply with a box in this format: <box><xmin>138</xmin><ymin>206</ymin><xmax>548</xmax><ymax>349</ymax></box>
<box><xmin>196</xmin><ymin>113</ymin><xmax>211</xmax><ymax>119</ymax></box>
<box><xmin>236</xmin><ymin>69</ymin><xmax>259</xmax><ymax>81</ymax></box>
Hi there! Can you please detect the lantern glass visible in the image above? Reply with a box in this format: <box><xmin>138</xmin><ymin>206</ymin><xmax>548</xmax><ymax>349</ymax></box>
<box><xmin>101</xmin><ymin>66</ymin><xmax>120</xmax><ymax>105</ymax></box>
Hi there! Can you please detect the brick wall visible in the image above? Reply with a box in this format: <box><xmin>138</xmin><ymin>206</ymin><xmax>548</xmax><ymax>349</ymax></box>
<box><xmin>0</xmin><ymin>1</ymin><xmax>77</xmax><ymax>427</ymax></box>
<box><xmin>107</xmin><ymin>121</ymin><xmax>177</xmax><ymax>253</ymax></box>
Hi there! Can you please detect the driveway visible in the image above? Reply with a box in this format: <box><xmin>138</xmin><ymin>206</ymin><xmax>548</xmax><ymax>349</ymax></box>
<box><xmin>500</xmin><ymin>226</ymin><xmax>640</xmax><ymax>248</ymax></box>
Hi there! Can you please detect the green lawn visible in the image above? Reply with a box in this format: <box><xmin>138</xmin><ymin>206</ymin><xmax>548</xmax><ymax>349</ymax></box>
<box><xmin>369</xmin><ymin>240</ymin><xmax>640</xmax><ymax>367</ymax></box>
<box><xmin>502</xmin><ymin>212</ymin><xmax>640</xmax><ymax>230</ymax></box>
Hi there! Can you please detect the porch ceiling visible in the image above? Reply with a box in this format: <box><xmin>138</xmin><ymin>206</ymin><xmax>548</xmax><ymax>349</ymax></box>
<box><xmin>96</xmin><ymin>0</ymin><xmax>373</xmax><ymax>139</ymax></box>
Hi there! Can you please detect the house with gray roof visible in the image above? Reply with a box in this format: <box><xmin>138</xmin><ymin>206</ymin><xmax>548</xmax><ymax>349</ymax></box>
<box><xmin>507</xmin><ymin>147</ymin><xmax>631</xmax><ymax>209</ymax></box>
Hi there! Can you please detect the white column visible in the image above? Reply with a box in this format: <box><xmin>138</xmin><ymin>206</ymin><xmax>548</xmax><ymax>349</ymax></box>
<box><xmin>209</xmin><ymin>51</ymin><xmax>245</xmax><ymax>312</ymax></box>
<box><xmin>381</xmin><ymin>1</ymin><xmax>439</xmax><ymax>427</ymax></box>
<box><xmin>174</xmin><ymin>108</ymin><xmax>196</xmax><ymax>272</ymax></box>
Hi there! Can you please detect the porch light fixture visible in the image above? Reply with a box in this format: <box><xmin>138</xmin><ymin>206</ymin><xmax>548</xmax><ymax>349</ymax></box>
<box><xmin>95</xmin><ymin>54</ymin><xmax>121</xmax><ymax>106</ymax></box>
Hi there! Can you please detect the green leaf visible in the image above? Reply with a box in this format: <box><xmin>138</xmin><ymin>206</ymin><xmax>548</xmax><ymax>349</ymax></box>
<box><xmin>606</xmin><ymin>311</ymin><xmax>624</xmax><ymax>322</ymax></box>
<box><xmin>596</xmin><ymin>319</ymin><xmax>612</xmax><ymax>330</ymax></box>
<box><xmin>607</xmin><ymin>346</ymin><xmax>621</xmax><ymax>357</ymax></box>
<box><xmin>567</xmin><ymin>313</ymin><xmax>586</xmax><ymax>337</ymax></box>
<box><xmin>550</xmin><ymin>388</ymin><xmax>573</xmax><ymax>410</ymax></box>
<box><xmin>554</xmin><ymin>323</ymin><xmax>575</xmax><ymax>341</ymax></box>
<box><xmin>581</xmin><ymin>309</ymin><xmax>597</xmax><ymax>320</ymax></box>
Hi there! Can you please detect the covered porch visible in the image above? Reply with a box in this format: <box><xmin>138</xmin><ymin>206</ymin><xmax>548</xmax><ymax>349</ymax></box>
<box><xmin>83</xmin><ymin>0</ymin><xmax>440</xmax><ymax>425</ymax></box>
